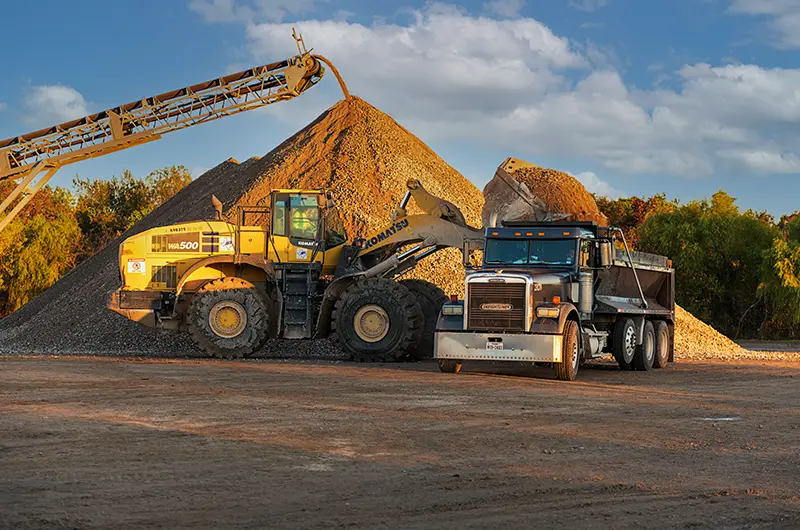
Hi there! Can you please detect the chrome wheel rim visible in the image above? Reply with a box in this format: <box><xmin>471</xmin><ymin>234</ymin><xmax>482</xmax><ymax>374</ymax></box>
<box><xmin>624</xmin><ymin>326</ymin><xmax>636</xmax><ymax>360</ymax></box>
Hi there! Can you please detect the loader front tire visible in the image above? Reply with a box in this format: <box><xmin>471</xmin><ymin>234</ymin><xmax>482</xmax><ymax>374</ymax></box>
<box><xmin>332</xmin><ymin>278</ymin><xmax>423</xmax><ymax>362</ymax></box>
<box><xmin>399</xmin><ymin>279</ymin><xmax>448</xmax><ymax>361</ymax></box>
<box><xmin>188</xmin><ymin>277</ymin><xmax>270</xmax><ymax>359</ymax></box>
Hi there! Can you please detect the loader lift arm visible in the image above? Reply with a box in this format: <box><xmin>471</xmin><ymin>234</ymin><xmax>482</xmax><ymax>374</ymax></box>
<box><xmin>0</xmin><ymin>31</ymin><xmax>343</xmax><ymax>233</ymax></box>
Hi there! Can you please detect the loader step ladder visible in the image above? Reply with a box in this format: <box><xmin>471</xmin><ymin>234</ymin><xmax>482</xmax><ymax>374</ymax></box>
<box><xmin>278</xmin><ymin>263</ymin><xmax>321</xmax><ymax>339</ymax></box>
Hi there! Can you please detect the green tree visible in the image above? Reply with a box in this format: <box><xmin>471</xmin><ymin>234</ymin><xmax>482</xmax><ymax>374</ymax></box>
<box><xmin>758</xmin><ymin>214</ymin><xmax>800</xmax><ymax>337</ymax></box>
<box><xmin>0</xmin><ymin>214</ymin><xmax>81</xmax><ymax>315</ymax></box>
<box><xmin>74</xmin><ymin>165</ymin><xmax>192</xmax><ymax>256</ymax></box>
<box><xmin>595</xmin><ymin>193</ymin><xmax>677</xmax><ymax>248</ymax></box>
<box><xmin>638</xmin><ymin>191</ymin><xmax>777</xmax><ymax>337</ymax></box>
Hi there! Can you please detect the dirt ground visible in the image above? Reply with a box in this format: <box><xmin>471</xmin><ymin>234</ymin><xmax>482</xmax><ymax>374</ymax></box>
<box><xmin>1</xmin><ymin>356</ymin><xmax>798</xmax><ymax>529</ymax></box>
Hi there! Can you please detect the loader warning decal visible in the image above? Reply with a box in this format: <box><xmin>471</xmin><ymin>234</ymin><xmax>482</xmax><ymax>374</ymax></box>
<box><xmin>127</xmin><ymin>259</ymin><xmax>146</xmax><ymax>274</ymax></box>
<box><xmin>356</xmin><ymin>219</ymin><xmax>409</xmax><ymax>250</ymax></box>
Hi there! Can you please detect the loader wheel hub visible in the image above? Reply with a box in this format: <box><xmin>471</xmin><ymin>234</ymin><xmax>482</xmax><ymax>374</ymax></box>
<box><xmin>209</xmin><ymin>301</ymin><xmax>247</xmax><ymax>338</ymax></box>
<box><xmin>354</xmin><ymin>304</ymin><xmax>390</xmax><ymax>343</ymax></box>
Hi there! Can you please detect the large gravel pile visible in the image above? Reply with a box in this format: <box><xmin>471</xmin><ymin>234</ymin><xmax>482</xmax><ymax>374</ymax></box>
<box><xmin>0</xmin><ymin>97</ymin><xmax>482</xmax><ymax>356</ymax></box>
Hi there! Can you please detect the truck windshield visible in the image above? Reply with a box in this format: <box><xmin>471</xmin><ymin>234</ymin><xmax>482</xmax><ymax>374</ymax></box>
<box><xmin>485</xmin><ymin>239</ymin><xmax>577</xmax><ymax>266</ymax></box>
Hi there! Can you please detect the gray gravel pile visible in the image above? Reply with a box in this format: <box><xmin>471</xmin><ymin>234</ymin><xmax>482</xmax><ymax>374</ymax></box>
<box><xmin>0</xmin><ymin>157</ymin><xmax>265</xmax><ymax>357</ymax></box>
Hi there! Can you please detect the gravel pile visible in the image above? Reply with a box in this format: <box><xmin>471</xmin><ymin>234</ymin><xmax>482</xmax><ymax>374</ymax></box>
<box><xmin>483</xmin><ymin>162</ymin><xmax>608</xmax><ymax>226</ymax></box>
<box><xmin>674</xmin><ymin>305</ymin><xmax>799</xmax><ymax>362</ymax></box>
<box><xmin>0</xmin><ymin>97</ymin><xmax>482</xmax><ymax>356</ymax></box>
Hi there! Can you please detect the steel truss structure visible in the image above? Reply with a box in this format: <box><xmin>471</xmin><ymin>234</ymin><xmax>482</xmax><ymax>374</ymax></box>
<box><xmin>0</xmin><ymin>32</ymin><xmax>339</xmax><ymax>233</ymax></box>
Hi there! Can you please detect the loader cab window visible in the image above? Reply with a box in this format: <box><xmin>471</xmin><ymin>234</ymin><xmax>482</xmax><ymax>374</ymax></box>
<box><xmin>289</xmin><ymin>195</ymin><xmax>320</xmax><ymax>241</ymax></box>
<box><xmin>272</xmin><ymin>200</ymin><xmax>287</xmax><ymax>236</ymax></box>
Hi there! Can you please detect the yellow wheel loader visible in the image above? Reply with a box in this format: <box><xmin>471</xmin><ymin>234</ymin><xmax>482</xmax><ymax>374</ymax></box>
<box><xmin>108</xmin><ymin>180</ymin><xmax>483</xmax><ymax>361</ymax></box>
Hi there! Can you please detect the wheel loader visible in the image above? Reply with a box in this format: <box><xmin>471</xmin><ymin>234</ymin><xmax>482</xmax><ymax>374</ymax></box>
<box><xmin>108</xmin><ymin>179</ymin><xmax>484</xmax><ymax>361</ymax></box>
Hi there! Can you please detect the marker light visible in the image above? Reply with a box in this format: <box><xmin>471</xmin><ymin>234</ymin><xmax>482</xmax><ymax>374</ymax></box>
<box><xmin>552</xmin><ymin>296</ymin><xmax>561</xmax><ymax>304</ymax></box>
<box><xmin>536</xmin><ymin>307</ymin><xmax>560</xmax><ymax>319</ymax></box>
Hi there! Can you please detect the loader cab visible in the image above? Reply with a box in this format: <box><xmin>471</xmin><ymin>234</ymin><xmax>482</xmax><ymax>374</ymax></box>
<box><xmin>267</xmin><ymin>189</ymin><xmax>348</xmax><ymax>267</ymax></box>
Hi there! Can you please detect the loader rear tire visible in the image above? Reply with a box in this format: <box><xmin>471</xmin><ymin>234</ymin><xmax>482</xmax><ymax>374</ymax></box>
<box><xmin>188</xmin><ymin>277</ymin><xmax>270</xmax><ymax>359</ymax></box>
<box><xmin>332</xmin><ymin>278</ymin><xmax>424</xmax><ymax>362</ymax></box>
<box><xmin>399</xmin><ymin>279</ymin><xmax>448</xmax><ymax>361</ymax></box>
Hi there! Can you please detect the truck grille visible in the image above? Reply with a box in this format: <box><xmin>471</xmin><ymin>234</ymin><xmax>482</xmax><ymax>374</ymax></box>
<box><xmin>467</xmin><ymin>282</ymin><xmax>526</xmax><ymax>331</ymax></box>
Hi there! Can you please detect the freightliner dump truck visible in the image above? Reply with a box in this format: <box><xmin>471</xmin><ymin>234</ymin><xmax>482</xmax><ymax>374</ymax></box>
<box><xmin>434</xmin><ymin>221</ymin><xmax>675</xmax><ymax>381</ymax></box>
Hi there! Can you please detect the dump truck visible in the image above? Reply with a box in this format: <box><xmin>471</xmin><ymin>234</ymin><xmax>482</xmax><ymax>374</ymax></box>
<box><xmin>434</xmin><ymin>221</ymin><xmax>675</xmax><ymax>380</ymax></box>
<box><xmin>108</xmin><ymin>180</ymin><xmax>484</xmax><ymax>361</ymax></box>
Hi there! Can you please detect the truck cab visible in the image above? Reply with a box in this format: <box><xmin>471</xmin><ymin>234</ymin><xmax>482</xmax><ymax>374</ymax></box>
<box><xmin>435</xmin><ymin>221</ymin><xmax>675</xmax><ymax>381</ymax></box>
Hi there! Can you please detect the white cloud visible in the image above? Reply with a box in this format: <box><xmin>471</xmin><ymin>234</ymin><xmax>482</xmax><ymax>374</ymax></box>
<box><xmin>189</xmin><ymin>0</ymin><xmax>321</xmax><ymax>23</ymax></box>
<box><xmin>569</xmin><ymin>0</ymin><xmax>610</xmax><ymax>12</ymax></box>
<box><xmin>484</xmin><ymin>0</ymin><xmax>525</xmax><ymax>18</ymax></box>
<box><xmin>573</xmin><ymin>171</ymin><xmax>620</xmax><ymax>198</ymax></box>
<box><xmin>730</xmin><ymin>0</ymin><xmax>800</xmax><ymax>48</ymax></box>
<box><xmin>719</xmin><ymin>149</ymin><xmax>800</xmax><ymax>174</ymax></box>
<box><xmin>212</xmin><ymin>3</ymin><xmax>800</xmax><ymax>181</ymax></box>
<box><xmin>23</xmin><ymin>85</ymin><xmax>89</xmax><ymax>125</ymax></box>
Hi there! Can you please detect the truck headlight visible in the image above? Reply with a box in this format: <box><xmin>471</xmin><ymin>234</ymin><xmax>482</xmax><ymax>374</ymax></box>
<box><xmin>536</xmin><ymin>307</ymin><xmax>560</xmax><ymax>319</ymax></box>
<box><xmin>442</xmin><ymin>304</ymin><xmax>463</xmax><ymax>316</ymax></box>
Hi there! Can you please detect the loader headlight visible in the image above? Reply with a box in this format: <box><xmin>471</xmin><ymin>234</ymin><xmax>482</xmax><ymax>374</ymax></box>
<box><xmin>536</xmin><ymin>307</ymin><xmax>560</xmax><ymax>319</ymax></box>
<box><xmin>442</xmin><ymin>304</ymin><xmax>464</xmax><ymax>316</ymax></box>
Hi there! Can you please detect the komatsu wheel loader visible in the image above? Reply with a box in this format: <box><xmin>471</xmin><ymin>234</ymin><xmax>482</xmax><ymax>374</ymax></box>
<box><xmin>108</xmin><ymin>180</ymin><xmax>483</xmax><ymax>361</ymax></box>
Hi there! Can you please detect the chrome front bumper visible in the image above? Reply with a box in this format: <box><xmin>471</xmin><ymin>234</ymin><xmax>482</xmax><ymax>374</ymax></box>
<box><xmin>435</xmin><ymin>331</ymin><xmax>563</xmax><ymax>363</ymax></box>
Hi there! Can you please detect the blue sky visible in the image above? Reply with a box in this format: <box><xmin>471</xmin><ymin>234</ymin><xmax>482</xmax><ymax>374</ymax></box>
<box><xmin>1</xmin><ymin>0</ymin><xmax>799</xmax><ymax>217</ymax></box>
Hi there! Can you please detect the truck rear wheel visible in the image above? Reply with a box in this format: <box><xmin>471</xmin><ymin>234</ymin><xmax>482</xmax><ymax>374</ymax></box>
<box><xmin>653</xmin><ymin>320</ymin><xmax>670</xmax><ymax>368</ymax></box>
<box><xmin>633</xmin><ymin>320</ymin><xmax>655</xmax><ymax>371</ymax></box>
<box><xmin>332</xmin><ymin>278</ymin><xmax>423</xmax><ymax>362</ymax></box>
<box><xmin>554</xmin><ymin>320</ymin><xmax>580</xmax><ymax>381</ymax></box>
<box><xmin>399</xmin><ymin>279</ymin><xmax>448</xmax><ymax>361</ymax></box>
<box><xmin>613</xmin><ymin>317</ymin><xmax>636</xmax><ymax>370</ymax></box>
<box><xmin>188</xmin><ymin>277</ymin><xmax>271</xmax><ymax>359</ymax></box>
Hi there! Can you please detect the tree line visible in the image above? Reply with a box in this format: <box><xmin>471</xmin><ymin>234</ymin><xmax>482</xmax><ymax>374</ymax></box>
<box><xmin>596</xmin><ymin>192</ymin><xmax>800</xmax><ymax>339</ymax></box>
<box><xmin>0</xmin><ymin>166</ymin><xmax>192</xmax><ymax>316</ymax></box>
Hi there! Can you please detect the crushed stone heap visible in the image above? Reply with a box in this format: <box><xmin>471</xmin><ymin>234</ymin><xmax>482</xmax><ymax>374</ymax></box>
<box><xmin>0</xmin><ymin>97</ymin><xmax>483</xmax><ymax>355</ymax></box>
<box><xmin>482</xmin><ymin>161</ymin><xmax>608</xmax><ymax>227</ymax></box>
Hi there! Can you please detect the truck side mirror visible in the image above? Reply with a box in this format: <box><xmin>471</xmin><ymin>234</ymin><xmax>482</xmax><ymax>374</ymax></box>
<box><xmin>598</xmin><ymin>240</ymin><xmax>613</xmax><ymax>268</ymax></box>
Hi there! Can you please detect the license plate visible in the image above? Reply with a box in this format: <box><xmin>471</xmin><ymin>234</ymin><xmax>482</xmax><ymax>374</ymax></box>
<box><xmin>486</xmin><ymin>341</ymin><xmax>503</xmax><ymax>351</ymax></box>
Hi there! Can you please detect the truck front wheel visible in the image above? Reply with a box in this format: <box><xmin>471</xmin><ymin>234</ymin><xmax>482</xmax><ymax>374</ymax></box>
<box><xmin>188</xmin><ymin>277</ymin><xmax>271</xmax><ymax>359</ymax></box>
<box><xmin>332</xmin><ymin>278</ymin><xmax>423</xmax><ymax>362</ymax></box>
<box><xmin>554</xmin><ymin>320</ymin><xmax>580</xmax><ymax>381</ymax></box>
<box><xmin>438</xmin><ymin>360</ymin><xmax>463</xmax><ymax>373</ymax></box>
<box><xmin>613</xmin><ymin>317</ymin><xmax>636</xmax><ymax>370</ymax></box>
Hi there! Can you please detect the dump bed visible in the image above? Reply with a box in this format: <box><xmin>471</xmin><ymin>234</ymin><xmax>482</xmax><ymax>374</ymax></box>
<box><xmin>595</xmin><ymin>248</ymin><xmax>675</xmax><ymax>317</ymax></box>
